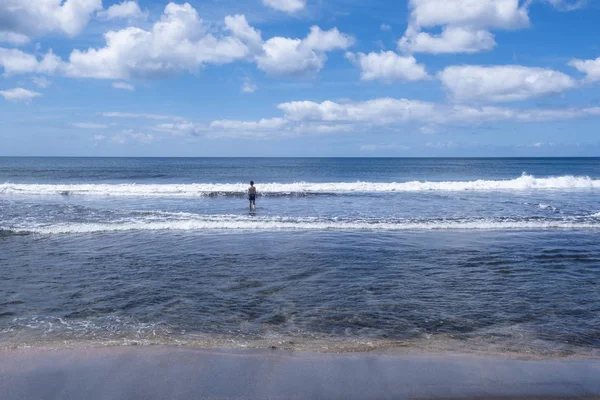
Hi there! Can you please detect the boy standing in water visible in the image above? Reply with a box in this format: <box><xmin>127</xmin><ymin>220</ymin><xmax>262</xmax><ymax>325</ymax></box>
<box><xmin>248</xmin><ymin>181</ymin><xmax>257</xmax><ymax>210</ymax></box>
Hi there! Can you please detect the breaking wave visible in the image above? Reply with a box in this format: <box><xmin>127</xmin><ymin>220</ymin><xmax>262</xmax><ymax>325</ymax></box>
<box><xmin>1</xmin><ymin>174</ymin><xmax>600</xmax><ymax>197</ymax></box>
<box><xmin>3</xmin><ymin>215</ymin><xmax>600</xmax><ymax>235</ymax></box>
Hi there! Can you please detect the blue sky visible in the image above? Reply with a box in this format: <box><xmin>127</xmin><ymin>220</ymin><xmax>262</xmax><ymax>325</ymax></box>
<box><xmin>1</xmin><ymin>0</ymin><xmax>599</xmax><ymax>157</ymax></box>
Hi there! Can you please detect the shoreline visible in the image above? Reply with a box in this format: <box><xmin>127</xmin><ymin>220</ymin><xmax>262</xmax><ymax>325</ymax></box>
<box><xmin>2</xmin><ymin>346</ymin><xmax>600</xmax><ymax>399</ymax></box>
<box><xmin>2</xmin><ymin>333</ymin><xmax>599</xmax><ymax>360</ymax></box>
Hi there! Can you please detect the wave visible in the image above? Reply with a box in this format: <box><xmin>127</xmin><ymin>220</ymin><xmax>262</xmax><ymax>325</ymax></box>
<box><xmin>1</xmin><ymin>174</ymin><xmax>600</xmax><ymax>197</ymax></box>
<box><xmin>3</xmin><ymin>215</ymin><xmax>600</xmax><ymax>234</ymax></box>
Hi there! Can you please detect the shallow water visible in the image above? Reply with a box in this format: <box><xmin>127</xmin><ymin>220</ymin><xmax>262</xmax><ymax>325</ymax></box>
<box><xmin>1</xmin><ymin>157</ymin><xmax>599</xmax><ymax>355</ymax></box>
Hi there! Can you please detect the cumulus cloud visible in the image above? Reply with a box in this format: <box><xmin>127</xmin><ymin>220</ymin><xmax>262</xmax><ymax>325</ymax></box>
<box><xmin>0</xmin><ymin>3</ymin><xmax>351</xmax><ymax>80</ymax></box>
<box><xmin>0</xmin><ymin>87</ymin><xmax>41</xmax><ymax>102</ymax></box>
<box><xmin>64</xmin><ymin>4</ymin><xmax>256</xmax><ymax>79</ymax></box>
<box><xmin>346</xmin><ymin>51</ymin><xmax>429</xmax><ymax>82</ymax></box>
<box><xmin>0</xmin><ymin>0</ymin><xmax>102</xmax><ymax>43</ymax></box>
<box><xmin>407</xmin><ymin>0</ymin><xmax>530</xmax><ymax>29</ymax></box>
<box><xmin>399</xmin><ymin>0</ymin><xmax>530</xmax><ymax>54</ymax></box>
<box><xmin>97</xmin><ymin>1</ymin><xmax>148</xmax><ymax>20</ymax></box>
<box><xmin>0</xmin><ymin>48</ymin><xmax>63</xmax><ymax>76</ymax></box>
<box><xmin>256</xmin><ymin>26</ymin><xmax>354</xmax><ymax>77</ymax></box>
<box><xmin>112</xmin><ymin>81</ymin><xmax>135</xmax><ymax>91</ymax></box>
<box><xmin>263</xmin><ymin>0</ymin><xmax>306</xmax><ymax>13</ymax></box>
<box><xmin>438</xmin><ymin>65</ymin><xmax>577</xmax><ymax>103</ymax></box>
<box><xmin>569</xmin><ymin>57</ymin><xmax>600</xmax><ymax>82</ymax></box>
<box><xmin>399</xmin><ymin>26</ymin><xmax>496</xmax><ymax>54</ymax></box>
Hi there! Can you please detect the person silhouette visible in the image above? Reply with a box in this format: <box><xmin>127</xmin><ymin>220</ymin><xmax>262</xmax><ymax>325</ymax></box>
<box><xmin>248</xmin><ymin>181</ymin><xmax>257</xmax><ymax>210</ymax></box>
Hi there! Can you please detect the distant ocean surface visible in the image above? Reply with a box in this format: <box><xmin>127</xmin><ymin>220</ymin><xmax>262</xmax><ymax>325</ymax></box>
<box><xmin>1</xmin><ymin>157</ymin><xmax>599</xmax><ymax>356</ymax></box>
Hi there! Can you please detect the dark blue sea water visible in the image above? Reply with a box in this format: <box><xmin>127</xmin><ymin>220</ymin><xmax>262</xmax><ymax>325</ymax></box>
<box><xmin>1</xmin><ymin>158</ymin><xmax>599</xmax><ymax>355</ymax></box>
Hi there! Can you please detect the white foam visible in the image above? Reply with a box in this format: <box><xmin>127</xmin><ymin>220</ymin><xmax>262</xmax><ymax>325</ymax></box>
<box><xmin>5</xmin><ymin>215</ymin><xmax>599</xmax><ymax>234</ymax></box>
<box><xmin>1</xmin><ymin>174</ymin><xmax>599</xmax><ymax>197</ymax></box>
<box><xmin>590</xmin><ymin>212</ymin><xmax>600</xmax><ymax>218</ymax></box>
<box><xmin>537</xmin><ymin>204</ymin><xmax>558</xmax><ymax>211</ymax></box>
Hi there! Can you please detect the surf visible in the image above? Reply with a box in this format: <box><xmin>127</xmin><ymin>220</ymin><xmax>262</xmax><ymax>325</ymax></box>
<box><xmin>4</xmin><ymin>215</ymin><xmax>600</xmax><ymax>235</ymax></box>
<box><xmin>1</xmin><ymin>173</ymin><xmax>600</xmax><ymax>198</ymax></box>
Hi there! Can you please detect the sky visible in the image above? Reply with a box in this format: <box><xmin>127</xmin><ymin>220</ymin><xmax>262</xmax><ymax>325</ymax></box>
<box><xmin>0</xmin><ymin>0</ymin><xmax>599</xmax><ymax>157</ymax></box>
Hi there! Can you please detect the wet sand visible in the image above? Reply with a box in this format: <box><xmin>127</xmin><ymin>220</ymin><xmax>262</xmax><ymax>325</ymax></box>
<box><xmin>1</xmin><ymin>347</ymin><xmax>599</xmax><ymax>400</ymax></box>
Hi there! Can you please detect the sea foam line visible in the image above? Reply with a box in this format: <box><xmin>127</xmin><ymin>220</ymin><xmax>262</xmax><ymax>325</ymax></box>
<box><xmin>3</xmin><ymin>217</ymin><xmax>600</xmax><ymax>234</ymax></box>
<box><xmin>1</xmin><ymin>174</ymin><xmax>600</xmax><ymax>197</ymax></box>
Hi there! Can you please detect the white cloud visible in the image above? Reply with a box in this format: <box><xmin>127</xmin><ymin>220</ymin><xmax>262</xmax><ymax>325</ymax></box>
<box><xmin>546</xmin><ymin>0</ymin><xmax>587</xmax><ymax>11</ymax></box>
<box><xmin>569</xmin><ymin>57</ymin><xmax>600</xmax><ymax>82</ymax></box>
<box><xmin>0</xmin><ymin>87</ymin><xmax>41</xmax><ymax>102</ymax></box>
<box><xmin>100</xmin><ymin>112</ymin><xmax>184</xmax><ymax>120</ymax></box>
<box><xmin>256</xmin><ymin>27</ymin><xmax>354</xmax><ymax>77</ymax></box>
<box><xmin>1</xmin><ymin>4</ymin><xmax>350</xmax><ymax>80</ymax></box>
<box><xmin>91</xmin><ymin>135</ymin><xmax>106</xmax><ymax>141</ymax></box>
<box><xmin>399</xmin><ymin>27</ymin><xmax>496</xmax><ymax>54</ymax></box>
<box><xmin>438</xmin><ymin>65</ymin><xmax>577</xmax><ymax>103</ymax></box>
<box><xmin>278</xmin><ymin>98</ymin><xmax>437</xmax><ymax>123</ymax></box>
<box><xmin>0</xmin><ymin>0</ymin><xmax>102</xmax><ymax>43</ymax></box>
<box><xmin>408</xmin><ymin>0</ymin><xmax>530</xmax><ymax>29</ymax></box>
<box><xmin>224</xmin><ymin>14</ymin><xmax>263</xmax><ymax>54</ymax></box>
<box><xmin>206</xmin><ymin>117</ymin><xmax>351</xmax><ymax>138</ymax></box>
<box><xmin>97</xmin><ymin>1</ymin><xmax>148</xmax><ymax>20</ymax></box>
<box><xmin>153</xmin><ymin>121</ymin><xmax>199</xmax><ymax>136</ymax></box>
<box><xmin>112</xmin><ymin>129</ymin><xmax>156</xmax><ymax>144</ymax></box>
<box><xmin>72</xmin><ymin>122</ymin><xmax>109</xmax><ymax>129</ymax></box>
<box><xmin>263</xmin><ymin>0</ymin><xmax>306</xmax><ymax>13</ymax></box>
<box><xmin>303</xmin><ymin>26</ymin><xmax>354</xmax><ymax>52</ymax></box>
<box><xmin>242</xmin><ymin>80</ymin><xmax>257</xmax><ymax>93</ymax></box>
<box><xmin>64</xmin><ymin>4</ymin><xmax>255</xmax><ymax>79</ymax></box>
<box><xmin>211</xmin><ymin>118</ymin><xmax>287</xmax><ymax>130</ymax></box>
<box><xmin>0</xmin><ymin>48</ymin><xmax>63</xmax><ymax>76</ymax></box>
<box><xmin>0</xmin><ymin>32</ymin><xmax>30</xmax><ymax>45</ymax></box>
<box><xmin>207</xmin><ymin>98</ymin><xmax>600</xmax><ymax>138</ymax></box>
<box><xmin>210</xmin><ymin>118</ymin><xmax>289</xmax><ymax>137</ymax></box>
<box><xmin>128</xmin><ymin>96</ymin><xmax>600</xmax><ymax>140</ymax></box>
<box><xmin>32</xmin><ymin>76</ymin><xmax>52</xmax><ymax>88</ymax></box>
<box><xmin>112</xmin><ymin>81</ymin><xmax>135</xmax><ymax>91</ymax></box>
<box><xmin>346</xmin><ymin>51</ymin><xmax>429</xmax><ymax>82</ymax></box>
<box><xmin>380</xmin><ymin>24</ymin><xmax>392</xmax><ymax>31</ymax></box>
<box><xmin>399</xmin><ymin>0</ymin><xmax>530</xmax><ymax>54</ymax></box>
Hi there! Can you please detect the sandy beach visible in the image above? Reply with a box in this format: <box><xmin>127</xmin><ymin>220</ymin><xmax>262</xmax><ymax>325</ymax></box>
<box><xmin>1</xmin><ymin>347</ymin><xmax>599</xmax><ymax>400</ymax></box>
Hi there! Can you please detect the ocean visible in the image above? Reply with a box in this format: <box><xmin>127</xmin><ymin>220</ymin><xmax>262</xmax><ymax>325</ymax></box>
<box><xmin>1</xmin><ymin>157</ymin><xmax>599</xmax><ymax>356</ymax></box>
